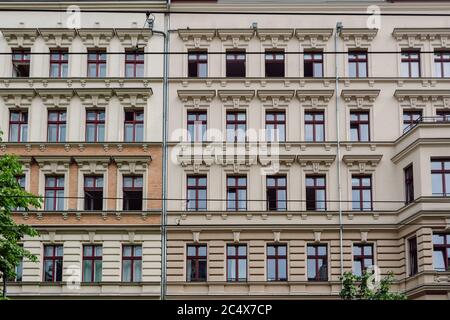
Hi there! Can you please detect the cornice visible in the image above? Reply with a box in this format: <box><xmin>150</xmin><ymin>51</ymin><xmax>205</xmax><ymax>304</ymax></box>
<box><xmin>296</xmin><ymin>90</ymin><xmax>334</xmax><ymax>105</ymax></box>
<box><xmin>217</xmin><ymin>90</ymin><xmax>255</xmax><ymax>103</ymax></box>
<box><xmin>0</xmin><ymin>88</ymin><xmax>35</xmax><ymax>107</ymax></box>
<box><xmin>177</xmin><ymin>90</ymin><xmax>216</xmax><ymax>103</ymax></box>
<box><xmin>114</xmin><ymin>28</ymin><xmax>152</xmax><ymax>47</ymax></box>
<box><xmin>341</xmin><ymin>89</ymin><xmax>380</xmax><ymax>108</ymax></box>
<box><xmin>216</xmin><ymin>28</ymin><xmax>255</xmax><ymax>47</ymax></box>
<box><xmin>37</xmin><ymin>28</ymin><xmax>77</xmax><ymax>48</ymax></box>
<box><xmin>0</xmin><ymin>28</ymin><xmax>38</xmax><ymax>47</ymax></box>
<box><xmin>342</xmin><ymin>154</ymin><xmax>383</xmax><ymax>173</ymax></box>
<box><xmin>76</xmin><ymin>28</ymin><xmax>115</xmax><ymax>47</ymax></box>
<box><xmin>257</xmin><ymin>90</ymin><xmax>295</xmax><ymax>103</ymax></box>
<box><xmin>177</xmin><ymin>29</ymin><xmax>216</xmax><ymax>48</ymax></box>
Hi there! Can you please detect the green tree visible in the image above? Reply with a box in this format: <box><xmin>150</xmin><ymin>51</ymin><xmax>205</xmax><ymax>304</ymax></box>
<box><xmin>340</xmin><ymin>271</ymin><xmax>407</xmax><ymax>300</ymax></box>
<box><xmin>0</xmin><ymin>153</ymin><xmax>42</xmax><ymax>299</ymax></box>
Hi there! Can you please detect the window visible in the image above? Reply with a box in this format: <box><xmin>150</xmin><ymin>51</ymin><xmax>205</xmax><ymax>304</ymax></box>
<box><xmin>187</xmin><ymin>175</ymin><xmax>207</xmax><ymax>211</ymax></box>
<box><xmin>226</xmin><ymin>50</ymin><xmax>246</xmax><ymax>77</ymax></box>
<box><xmin>187</xmin><ymin>111</ymin><xmax>207</xmax><ymax>142</ymax></box>
<box><xmin>431</xmin><ymin>159</ymin><xmax>450</xmax><ymax>196</ymax></box>
<box><xmin>404</xmin><ymin>164</ymin><xmax>414</xmax><ymax>205</ymax></box>
<box><xmin>306</xmin><ymin>175</ymin><xmax>326</xmax><ymax>211</ymax></box>
<box><xmin>433</xmin><ymin>234</ymin><xmax>450</xmax><ymax>271</ymax></box>
<box><xmin>15</xmin><ymin>175</ymin><xmax>26</xmax><ymax>211</ymax></box>
<box><xmin>124</xmin><ymin>110</ymin><xmax>144</xmax><ymax>142</ymax></box>
<box><xmin>122</xmin><ymin>245</ymin><xmax>142</xmax><ymax>282</ymax></box>
<box><xmin>436</xmin><ymin>110</ymin><xmax>450</xmax><ymax>122</ymax></box>
<box><xmin>47</xmin><ymin>110</ymin><xmax>66</xmax><ymax>142</ymax></box>
<box><xmin>266</xmin><ymin>175</ymin><xmax>287</xmax><ymax>211</ymax></box>
<box><xmin>350</xmin><ymin>111</ymin><xmax>370</xmax><ymax>142</ymax></box>
<box><xmin>187</xmin><ymin>244</ymin><xmax>207</xmax><ymax>281</ymax></box>
<box><xmin>353</xmin><ymin>244</ymin><xmax>374</xmax><ymax>276</ymax></box>
<box><xmin>267</xmin><ymin>244</ymin><xmax>287</xmax><ymax>281</ymax></box>
<box><xmin>84</xmin><ymin>176</ymin><xmax>103</xmax><ymax>210</ymax></box>
<box><xmin>265</xmin><ymin>50</ymin><xmax>285</xmax><ymax>77</ymax></box>
<box><xmin>12</xmin><ymin>48</ymin><xmax>30</xmax><ymax>77</ymax></box>
<box><xmin>87</xmin><ymin>49</ymin><xmax>107</xmax><ymax>77</ymax></box>
<box><xmin>43</xmin><ymin>245</ymin><xmax>63</xmax><ymax>282</ymax></box>
<box><xmin>226</xmin><ymin>111</ymin><xmax>246</xmax><ymax>142</ymax></box>
<box><xmin>265</xmin><ymin>111</ymin><xmax>286</xmax><ymax>142</ymax></box>
<box><xmin>304</xmin><ymin>51</ymin><xmax>323</xmax><ymax>77</ymax></box>
<box><xmin>9</xmin><ymin>245</ymin><xmax>23</xmax><ymax>282</ymax></box>
<box><xmin>82</xmin><ymin>245</ymin><xmax>102</xmax><ymax>282</ymax></box>
<box><xmin>348</xmin><ymin>50</ymin><xmax>368</xmax><ymax>77</ymax></box>
<box><xmin>8</xmin><ymin>110</ymin><xmax>28</xmax><ymax>142</ymax></box>
<box><xmin>307</xmin><ymin>244</ymin><xmax>328</xmax><ymax>281</ymax></box>
<box><xmin>408</xmin><ymin>237</ymin><xmax>418</xmax><ymax>276</ymax></box>
<box><xmin>49</xmin><ymin>49</ymin><xmax>68</xmax><ymax>78</ymax></box>
<box><xmin>227</xmin><ymin>245</ymin><xmax>247</xmax><ymax>282</ymax></box>
<box><xmin>434</xmin><ymin>51</ymin><xmax>450</xmax><ymax>78</ymax></box>
<box><xmin>403</xmin><ymin>110</ymin><xmax>422</xmax><ymax>132</ymax></box>
<box><xmin>227</xmin><ymin>176</ymin><xmax>247</xmax><ymax>211</ymax></box>
<box><xmin>123</xmin><ymin>176</ymin><xmax>143</xmax><ymax>210</ymax></box>
<box><xmin>125</xmin><ymin>49</ymin><xmax>144</xmax><ymax>77</ymax></box>
<box><xmin>401</xmin><ymin>50</ymin><xmax>421</xmax><ymax>78</ymax></box>
<box><xmin>304</xmin><ymin>111</ymin><xmax>325</xmax><ymax>142</ymax></box>
<box><xmin>86</xmin><ymin>110</ymin><xmax>105</xmax><ymax>142</ymax></box>
<box><xmin>188</xmin><ymin>50</ymin><xmax>207</xmax><ymax>78</ymax></box>
<box><xmin>352</xmin><ymin>175</ymin><xmax>372</xmax><ymax>211</ymax></box>
<box><xmin>44</xmin><ymin>176</ymin><xmax>64</xmax><ymax>211</ymax></box>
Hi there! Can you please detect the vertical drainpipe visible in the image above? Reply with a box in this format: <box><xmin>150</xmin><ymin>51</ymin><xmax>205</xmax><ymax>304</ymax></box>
<box><xmin>335</xmin><ymin>22</ymin><xmax>344</xmax><ymax>282</ymax></box>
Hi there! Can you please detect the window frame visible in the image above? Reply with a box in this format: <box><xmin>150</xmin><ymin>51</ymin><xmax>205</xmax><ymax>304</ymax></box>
<box><xmin>350</xmin><ymin>111</ymin><xmax>370</xmax><ymax>142</ymax></box>
<box><xmin>47</xmin><ymin>110</ymin><xmax>66</xmax><ymax>142</ymax></box>
<box><xmin>401</xmin><ymin>50</ymin><xmax>421</xmax><ymax>78</ymax></box>
<box><xmin>121</xmin><ymin>244</ymin><xmax>142</xmax><ymax>282</ymax></box>
<box><xmin>186</xmin><ymin>244</ymin><xmax>207</xmax><ymax>282</ymax></box>
<box><xmin>226</xmin><ymin>244</ymin><xmax>247</xmax><ymax>282</ymax></box>
<box><xmin>8</xmin><ymin>110</ymin><xmax>28</xmax><ymax>142</ymax></box>
<box><xmin>408</xmin><ymin>237</ymin><xmax>418</xmax><ymax>276</ymax></box>
<box><xmin>49</xmin><ymin>48</ymin><xmax>69</xmax><ymax>78</ymax></box>
<box><xmin>226</xmin><ymin>175</ymin><xmax>247</xmax><ymax>211</ymax></box>
<box><xmin>353</xmin><ymin>243</ymin><xmax>374</xmax><ymax>276</ymax></box>
<box><xmin>82</xmin><ymin>244</ymin><xmax>102</xmax><ymax>282</ymax></box>
<box><xmin>122</xmin><ymin>175</ymin><xmax>143</xmax><ymax>211</ymax></box>
<box><xmin>265</xmin><ymin>50</ymin><xmax>285</xmax><ymax>77</ymax></box>
<box><xmin>351</xmin><ymin>175</ymin><xmax>373</xmax><ymax>211</ymax></box>
<box><xmin>305</xmin><ymin>175</ymin><xmax>327</xmax><ymax>211</ymax></box>
<box><xmin>87</xmin><ymin>49</ymin><xmax>107</xmax><ymax>78</ymax></box>
<box><xmin>304</xmin><ymin>111</ymin><xmax>325</xmax><ymax>142</ymax></box>
<box><xmin>85</xmin><ymin>109</ymin><xmax>105</xmax><ymax>142</ymax></box>
<box><xmin>434</xmin><ymin>50</ymin><xmax>450</xmax><ymax>78</ymax></box>
<box><xmin>348</xmin><ymin>50</ymin><xmax>368</xmax><ymax>78</ymax></box>
<box><xmin>433</xmin><ymin>233</ymin><xmax>450</xmax><ymax>272</ymax></box>
<box><xmin>84</xmin><ymin>175</ymin><xmax>104</xmax><ymax>211</ymax></box>
<box><xmin>265</xmin><ymin>111</ymin><xmax>286</xmax><ymax>142</ymax></box>
<box><xmin>226</xmin><ymin>50</ymin><xmax>246</xmax><ymax>77</ymax></box>
<box><xmin>431</xmin><ymin>159</ymin><xmax>450</xmax><ymax>196</ymax></box>
<box><xmin>186</xmin><ymin>175</ymin><xmax>207</xmax><ymax>211</ymax></box>
<box><xmin>226</xmin><ymin>111</ymin><xmax>246</xmax><ymax>143</ymax></box>
<box><xmin>403</xmin><ymin>110</ymin><xmax>423</xmax><ymax>133</ymax></box>
<box><xmin>188</xmin><ymin>50</ymin><xmax>208</xmax><ymax>78</ymax></box>
<box><xmin>12</xmin><ymin>48</ymin><xmax>31</xmax><ymax>77</ymax></box>
<box><xmin>304</xmin><ymin>51</ymin><xmax>324</xmax><ymax>78</ymax></box>
<box><xmin>43</xmin><ymin>244</ymin><xmax>63</xmax><ymax>282</ymax></box>
<box><xmin>404</xmin><ymin>164</ymin><xmax>414</xmax><ymax>205</ymax></box>
<box><xmin>125</xmin><ymin>48</ymin><xmax>145</xmax><ymax>77</ymax></box>
<box><xmin>266</xmin><ymin>244</ymin><xmax>288</xmax><ymax>281</ymax></box>
<box><xmin>307</xmin><ymin>244</ymin><xmax>328</xmax><ymax>281</ymax></box>
<box><xmin>44</xmin><ymin>176</ymin><xmax>64</xmax><ymax>211</ymax></box>
<box><xmin>266</xmin><ymin>175</ymin><xmax>287</xmax><ymax>211</ymax></box>
<box><xmin>187</xmin><ymin>111</ymin><xmax>207</xmax><ymax>142</ymax></box>
<box><xmin>124</xmin><ymin>110</ymin><xmax>144</xmax><ymax>142</ymax></box>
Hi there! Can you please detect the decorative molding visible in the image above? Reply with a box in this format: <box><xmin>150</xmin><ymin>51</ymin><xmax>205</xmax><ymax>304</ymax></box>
<box><xmin>177</xmin><ymin>90</ymin><xmax>216</xmax><ymax>108</ymax></box>
<box><xmin>115</xmin><ymin>28</ymin><xmax>152</xmax><ymax>47</ymax></box>
<box><xmin>114</xmin><ymin>88</ymin><xmax>152</xmax><ymax>108</ymax></box>
<box><xmin>77</xmin><ymin>28</ymin><xmax>115</xmax><ymax>47</ymax></box>
<box><xmin>257</xmin><ymin>90</ymin><xmax>295</xmax><ymax>107</ymax></box>
<box><xmin>0</xmin><ymin>28</ymin><xmax>38</xmax><ymax>47</ymax></box>
<box><xmin>217</xmin><ymin>29</ymin><xmax>254</xmax><ymax>48</ymax></box>
<box><xmin>37</xmin><ymin>89</ymin><xmax>73</xmax><ymax>108</ymax></box>
<box><xmin>314</xmin><ymin>231</ymin><xmax>322</xmax><ymax>243</ymax></box>
<box><xmin>74</xmin><ymin>157</ymin><xmax>109</xmax><ymax>174</ymax></box>
<box><xmin>342</xmin><ymin>154</ymin><xmax>383</xmax><ymax>173</ymax></box>
<box><xmin>296</xmin><ymin>90</ymin><xmax>334</xmax><ymax>108</ymax></box>
<box><xmin>0</xmin><ymin>89</ymin><xmax>35</xmax><ymax>108</ymax></box>
<box><xmin>393</xmin><ymin>28</ymin><xmax>450</xmax><ymax>48</ymax></box>
<box><xmin>38</xmin><ymin>28</ymin><xmax>77</xmax><ymax>47</ymax></box>
<box><xmin>341</xmin><ymin>89</ymin><xmax>380</xmax><ymax>108</ymax></box>
<box><xmin>295</xmin><ymin>28</ymin><xmax>333</xmax><ymax>49</ymax></box>
<box><xmin>298</xmin><ymin>155</ymin><xmax>336</xmax><ymax>173</ymax></box>
<box><xmin>340</xmin><ymin>28</ymin><xmax>378</xmax><ymax>48</ymax></box>
<box><xmin>256</xmin><ymin>28</ymin><xmax>294</xmax><ymax>48</ymax></box>
<box><xmin>217</xmin><ymin>90</ymin><xmax>255</xmax><ymax>108</ymax></box>
<box><xmin>114</xmin><ymin>157</ymin><xmax>151</xmax><ymax>174</ymax></box>
<box><xmin>34</xmin><ymin>157</ymin><xmax>70</xmax><ymax>174</ymax></box>
<box><xmin>75</xmin><ymin>89</ymin><xmax>113</xmax><ymax>108</ymax></box>
<box><xmin>177</xmin><ymin>29</ymin><xmax>216</xmax><ymax>48</ymax></box>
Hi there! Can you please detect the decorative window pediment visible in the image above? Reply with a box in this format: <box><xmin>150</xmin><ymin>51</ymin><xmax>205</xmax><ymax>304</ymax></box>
<box><xmin>393</xmin><ymin>28</ymin><xmax>450</xmax><ymax>48</ymax></box>
<box><xmin>295</xmin><ymin>29</ymin><xmax>333</xmax><ymax>49</ymax></box>
<box><xmin>257</xmin><ymin>90</ymin><xmax>295</xmax><ymax>108</ymax></box>
<box><xmin>341</xmin><ymin>89</ymin><xmax>380</xmax><ymax>108</ymax></box>
<box><xmin>342</xmin><ymin>155</ymin><xmax>383</xmax><ymax>173</ymax></box>
<box><xmin>178</xmin><ymin>90</ymin><xmax>216</xmax><ymax>108</ymax></box>
<box><xmin>259</xmin><ymin>154</ymin><xmax>296</xmax><ymax>167</ymax></box>
<box><xmin>115</xmin><ymin>28</ymin><xmax>152</xmax><ymax>47</ymax></box>
<box><xmin>298</xmin><ymin>155</ymin><xmax>336</xmax><ymax>173</ymax></box>
<box><xmin>37</xmin><ymin>89</ymin><xmax>73</xmax><ymax>108</ymax></box>
<box><xmin>35</xmin><ymin>157</ymin><xmax>70</xmax><ymax>174</ymax></box>
<box><xmin>0</xmin><ymin>28</ymin><xmax>38</xmax><ymax>47</ymax></box>
<box><xmin>77</xmin><ymin>28</ymin><xmax>115</xmax><ymax>47</ymax></box>
<box><xmin>256</xmin><ymin>28</ymin><xmax>294</xmax><ymax>48</ymax></box>
<box><xmin>296</xmin><ymin>90</ymin><xmax>334</xmax><ymax>108</ymax></box>
<box><xmin>217</xmin><ymin>29</ymin><xmax>255</xmax><ymax>48</ymax></box>
<box><xmin>114</xmin><ymin>88</ymin><xmax>152</xmax><ymax>108</ymax></box>
<box><xmin>178</xmin><ymin>29</ymin><xmax>216</xmax><ymax>48</ymax></box>
<box><xmin>217</xmin><ymin>90</ymin><xmax>255</xmax><ymax>108</ymax></box>
<box><xmin>114</xmin><ymin>157</ymin><xmax>151</xmax><ymax>174</ymax></box>
<box><xmin>38</xmin><ymin>28</ymin><xmax>76</xmax><ymax>48</ymax></box>
<box><xmin>340</xmin><ymin>28</ymin><xmax>378</xmax><ymax>48</ymax></box>
<box><xmin>394</xmin><ymin>89</ymin><xmax>450</xmax><ymax>108</ymax></box>
<box><xmin>74</xmin><ymin>157</ymin><xmax>109</xmax><ymax>174</ymax></box>
<box><xmin>0</xmin><ymin>89</ymin><xmax>35</xmax><ymax>108</ymax></box>
<box><xmin>177</xmin><ymin>152</ymin><xmax>213</xmax><ymax>173</ymax></box>
<box><xmin>75</xmin><ymin>89</ymin><xmax>112</xmax><ymax>108</ymax></box>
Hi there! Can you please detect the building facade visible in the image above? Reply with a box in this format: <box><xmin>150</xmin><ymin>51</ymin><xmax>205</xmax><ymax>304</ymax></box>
<box><xmin>1</xmin><ymin>0</ymin><xmax>450</xmax><ymax>300</ymax></box>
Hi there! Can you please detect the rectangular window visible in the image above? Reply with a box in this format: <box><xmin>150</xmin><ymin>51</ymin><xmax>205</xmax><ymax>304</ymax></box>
<box><xmin>43</xmin><ymin>244</ymin><xmax>63</xmax><ymax>282</ymax></box>
<box><xmin>267</xmin><ymin>244</ymin><xmax>287</xmax><ymax>281</ymax></box>
<box><xmin>226</xmin><ymin>111</ymin><xmax>246</xmax><ymax>142</ymax></box>
<box><xmin>401</xmin><ymin>50</ymin><xmax>421</xmax><ymax>78</ymax></box>
<box><xmin>226</xmin><ymin>50</ymin><xmax>246</xmax><ymax>77</ymax></box>
<box><xmin>304</xmin><ymin>111</ymin><xmax>325</xmax><ymax>142</ymax></box>
<box><xmin>8</xmin><ymin>110</ymin><xmax>28</xmax><ymax>142</ymax></box>
<box><xmin>436</xmin><ymin>110</ymin><xmax>450</xmax><ymax>122</ymax></box>
<box><xmin>348</xmin><ymin>50</ymin><xmax>368</xmax><ymax>78</ymax></box>
<box><xmin>227</xmin><ymin>176</ymin><xmax>247</xmax><ymax>211</ymax></box>
<box><xmin>304</xmin><ymin>51</ymin><xmax>323</xmax><ymax>77</ymax></box>
<box><xmin>265</xmin><ymin>111</ymin><xmax>286</xmax><ymax>142</ymax></box>
<box><xmin>188</xmin><ymin>50</ymin><xmax>207</xmax><ymax>78</ymax></box>
<box><xmin>47</xmin><ymin>110</ymin><xmax>66</xmax><ymax>142</ymax></box>
<box><xmin>433</xmin><ymin>234</ymin><xmax>450</xmax><ymax>271</ymax></box>
<box><xmin>266</xmin><ymin>175</ymin><xmax>287</xmax><ymax>211</ymax></box>
<box><xmin>227</xmin><ymin>245</ymin><xmax>247</xmax><ymax>282</ymax></box>
<box><xmin>306</xmin><ymin>175</ymin><xmax>326</xmax><ymax>211</ymax></box>
<box><xmin>404</xmin><ymin>164</ymin><xmax>414</xmax><ymax>205</ymax></box>
<box><xmin>353</xmin><ymin>244</ymin><xmax>374</xmax><ymax>276</ymax></box>
<box><xmin>434</xmin><ymin>51</ymin><xmax>450</xmax><ymax>78</ymax></box>
<box><xmin>44</xmin><ymin>176</ymin><xmax>64</xmax><ymax>211</ymax></box>
<box><xmin>49</xmin><ymin>49</ymin><xmax>68</xmax><ymax>78</ymax></box>
<box><xmin>9</xmin><ymin>245</ymin><xmax>24</xmax><ymax>282</ymax></box>
<box><xmin>125</xmin><ymin>49</ymin><xmax>144</xmax><ymax>77</ymax></box>
<box><xmin>187</xmin><ymin>175</ymin><xmax>207</xmax><ymax>211</ymax></box>
<box><xmin>87</xmin><ymin>49</ymin><xmax>107</xmax><ymax>77</ymax></box>
<box><xmin>124</xmin><ymin>110</ymin><xmax>144</xmax><ymax>142</ymax></box>
<box><xmin>350</xmin><ymin>111</ymin><xmax>370</xmax><ymax>142</ymax></box>
<box><xmin>265</xmin><ymin>50</ymin><xmax>285</xmax><ymax>77</ymax></box>
<box><xmin>123</xmin><ymin>176</ymin><xmax>143</xmax><ymax>210</ymax></box>
<box><xmin>187</xmin><ymin>244</ymin><xmax>207</xmax><ymax>281</ymax></box>
<box><xmin>431</xmin><ymin>159</ymin><xmax>450</xmax><ymax>196</ymax></box>
<box><xmin>86</xmin><ymin>110</ymin><xmax>105</xmax><ymax>142</ymax></box>
<box><xmin>82</xmin><ymin>245</ymin><xmax>102</xmax><ymax>282</ymax></box>
<box><xmin>307</xmin><ymin>244</ymin><xmax>328</xmax><ymax>281</ymax></box>
<box><xmin>14</xmin><ymin>175</ymin><xmax>26</xmax><ymax>211</ymax></box>
<box><xmin>84</xmin><ymin>176</ymin><xmax>103</xmax><ymax>210</ymax></box>
<box><xmin>12</xmin><ymin>48</ymin><xmax>30</xmax><ymax>77</ymax></box>
<box><xmin>352</xmin><ymin>175</ymin><xmax>373</xmax><ymax>211</ymax></box>
<box><xmin>122</xmin><ymin>245</ymin><xmax>142</xmax><ymax>282</ymax></box>
<box><xmin>187</xmin><ymin>111</ymin><xmax>207</xmax><ymax>142</ymax></box>
<box><xmin>408</xmin><ymin>237</ymin><xmax>418</xmax><ymax>276</ymax></box>
<box><xmin>403</xmin><ymin>110</ymin><xmax>422</xmax><ymax>133</ymax></box>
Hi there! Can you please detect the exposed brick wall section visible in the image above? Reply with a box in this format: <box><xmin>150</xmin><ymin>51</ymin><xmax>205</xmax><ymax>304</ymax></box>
<box><xmin>108</xmin><ymin>162</ymin><xmax>118</xmax><ymax>210</ymax></box>
<box><xmin>147</xmin><ymin>147</ymin><xmax>162</xmax><ymax>210</ymax></box>
<box><xmin>68</xmin><ymin>161</ymin><xmax>78</xmax><ymax>210</ymax></box>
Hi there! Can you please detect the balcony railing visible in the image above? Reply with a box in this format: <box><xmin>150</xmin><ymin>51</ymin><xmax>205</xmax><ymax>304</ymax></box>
<box><xmin>403</xmin><ymin>115</ymin><xmax>450</xmax><ymax>134</ymax></box>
